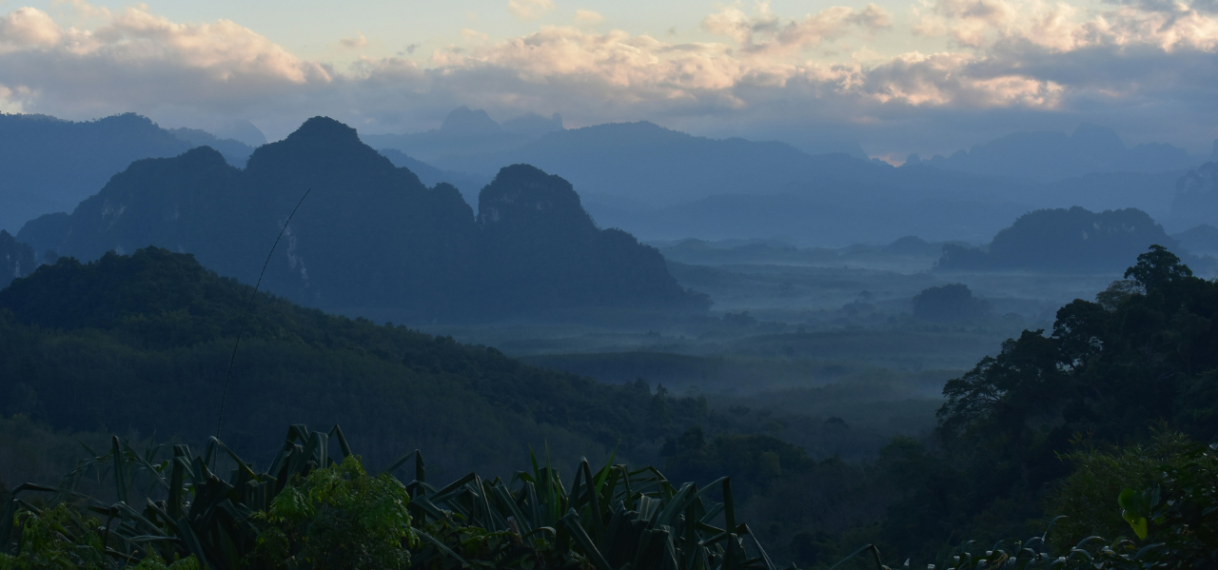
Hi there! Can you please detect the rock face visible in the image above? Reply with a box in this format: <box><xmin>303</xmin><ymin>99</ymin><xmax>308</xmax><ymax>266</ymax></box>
<box><xmin>477</xmin><ymin>164</ymin><xmax>695</xmax><ymax>316</ymax></box>
<box><xmin>0</xmin><ymin>231</ymin><xmax>35</xmax><ymax>290</ymax></box>
<box><xmin>1172</xmin><ymin>162</ymin><xmax>1218</xmax><ymax>229</ymax></box>
<box><xmin>19</xmin><ymin>117</ymin><xmax>705</xmax><ymax>321</ymax></box>
<box><xmin>937</xmin><ymin>206</ymin><xmax>1179</xmax><ymax>273</ymax></box>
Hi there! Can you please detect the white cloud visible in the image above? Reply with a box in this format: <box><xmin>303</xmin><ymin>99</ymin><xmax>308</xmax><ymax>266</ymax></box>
<box><xmin>575</xmin><ymin>9</ymin><xmax>604</xmax><ymax>25</ymax></box>
<box><xmin>913</xmin><ymin>0</ymin><xmax>1218</xmax><ymax>51</ymax></box>
<box><xmin>0</xmin><ymin>0</ymin><xmax>1215</xmax><ymax>152</ymax></box>
<box><xmin>461</xmin><ymin>28</ymin><xmax>490</xmax><ymax>41</ymax></box>
<box><xmin>0</xmin><ymin>7</ymin><xmax>63</xmax><ymax>49</ymax></box>
<box><xmin>702</xmin><ymin>1</ymin><xmax>892</xmax><ymax>56</ymax></box>
<box><xmin>507</xmin><ymin>0</ymin><xmax>555</xmax><ymax>22</ymax></box>
<box><xmin>339</xmin><ymin>32</ymin><xmax>368</xmax><ymax>49</ymax></box>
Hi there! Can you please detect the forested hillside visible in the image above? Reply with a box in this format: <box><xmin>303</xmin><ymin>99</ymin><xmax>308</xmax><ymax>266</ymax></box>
<box><xmin>0</xmin><ymin>248</ymin><xmax>711</xmax><ymax>479</ymax></box>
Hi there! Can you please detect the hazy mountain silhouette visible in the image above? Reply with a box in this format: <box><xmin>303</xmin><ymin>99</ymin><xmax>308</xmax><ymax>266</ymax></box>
<box><xmin>0</xmin><ymin>230</ymin><xmax>34</xmax><ymax>289</ymax></box>
<box><xmin>376</xmin><ymin>148</ymin><xmax>492</xmax><ymax>204</ymax></box>
<box><xmin>430</xmin><ymin>121</ymin><xmax>902</xmax><ymax>206</ymax></box>
<box><xmin>936</xmin><ymin>206</ymin><xmax>1180</xmax><ymax>272</ymax></box>
<box><xmin>0</xmin><ymin>113</ymin><xmax>193</xmax><ymax>232</ymax></box>
<box><xmin>1171</xmin><ymin>162</ymin><xmax>1218</xmax><ymax>228</ymax></box>
<box><xmin>167</xmin><ymin>127</ymin><xmax>256</xmax><ymax>167</ymax></box>
<box><xmin>0</xmin><ymin>113</ymin><xmax>276</xmax><ymax>233</ymax></box>
<box><xmin>477</xmin><ymin>164</ymin><xmax>703</xmax><ymax>316</ymax></box>
<box><xmin>909</xmin><ymin>124</ymin><xmax>1196</xmax><ymax>182</ymax></box>
<box><xmin>18</xmin><ymin>117</ymin><xmax>704</xmax><ymax>322</ymax></box>
<box><xmin>360</xmin><ymin>106</ymin><xmax>563</xmax><ymax>164</ymax></box>
<box><xmin>502</xmin><ymin>112</ymin><xmax>564</xmax><ymax>138</ymax></box>
<box><xmin>911</xmin><ymin>283</ymin><xmax>991</xmax><ymax>322</ymax></box>
<box><xmin>1173</xmin><ymin>224</ymin><xmax>1218</xmax><ymax>256</ymax></box>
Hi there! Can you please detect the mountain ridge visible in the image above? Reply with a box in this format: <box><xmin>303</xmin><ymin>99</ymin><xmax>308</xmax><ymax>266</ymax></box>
<box><xmin>18</xmin><ymin>117</ymin><xmax>706</xmax><ymax>322</ymax></box>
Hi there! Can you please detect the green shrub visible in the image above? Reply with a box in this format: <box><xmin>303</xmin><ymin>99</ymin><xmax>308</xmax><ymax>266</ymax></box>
<box><xmin>254</xmin><ymin>456</ymin><xmax>416</xmax><ymax>570</ymax></box>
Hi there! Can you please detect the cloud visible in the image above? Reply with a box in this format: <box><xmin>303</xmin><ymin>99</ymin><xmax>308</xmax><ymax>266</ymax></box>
<box><xmin>913</xmin><ymin>0</ymin><xmax>1218</xmax><ymax>51</ymax></box>
<box><xmin>575</xmin><ymin>10</ymin><xmax>604</xmax><ymax>25</ymax></box>
<box><xmin>339</xmin><ymin>32</ymin><xmax>368</xmax><ymax>49</ymax></box>
<box><xmin>507</xmin><ymin>0</ymin><xmax>555</xmax><ymax>21</ymax></box>
<box><xmin>702</xmin><ymin>1</ymin><xmax>892</xmax><ymax>56</ymax></box>
<box><xmin>0</xmin><ymin>0</ymin><xmax>1215</xmax><ymax>153</ymax></box>
<box><xmin>0</xmin><ymin>3</ymin><xmax>331</xmax><ymax>124</ymax></box>
<box><xmin>0</xmin><ymin>7</ymin><xmax>63</xmax><ymax>49</ymax></box>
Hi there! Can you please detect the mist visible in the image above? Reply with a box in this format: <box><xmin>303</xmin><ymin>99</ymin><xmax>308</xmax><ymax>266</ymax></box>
<box><xmin>2</xmin><ymin>1</ymin><xmax>1218</xmax><ymax>569</ymax></box>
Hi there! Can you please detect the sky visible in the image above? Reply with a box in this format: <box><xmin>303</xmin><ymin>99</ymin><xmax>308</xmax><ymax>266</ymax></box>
<box><xmin>0</xmin><ymin>0</ymin><xmax>1216</xmax><ymax>159</ymax></box>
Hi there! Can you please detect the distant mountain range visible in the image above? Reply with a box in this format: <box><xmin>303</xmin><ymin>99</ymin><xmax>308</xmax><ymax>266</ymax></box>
<box><xmin>0</xmin><ymin>108</ymin><xmax>1212</xmax><ymax>248</ymax></box>
<box><xmin>907</xmin><ymin>124</ymin><xmax>1200</xmax><ymax>181</ymax></box>
<box><xmin>936</xmin><ymin>206</ymin><xmax>1188</xmax><ymax>273</ymax></box>
<box><xmin>360</xmin><ymin>106</ymin><xmax>565</xmax><ymax>165</ymax></box>
<box><xmin>0</xmin><ymin>113</ymin><xmax>258</xmax><ymax>232</ymax></box>
<box><xmin>17</xmin><ymin>117</ymin><xmax>705</xmax><ymax>322</ymax></box>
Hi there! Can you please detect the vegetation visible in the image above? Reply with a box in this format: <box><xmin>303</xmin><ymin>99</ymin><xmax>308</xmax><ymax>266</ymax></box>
<box><xmin>2</xmin><ymin>425</ymin><xmax>788</xmax><ymax>570</ymax></box>
<box><xmin>855</xmin><ymin>244</ymin><xmax>1218</xmax><ymax>564</ymax></box>
<box><xmin>0</xmin><ymin>247</ymin><xmax>726</xmax><ymax>480</ymax></box>
<box><xmin>911</xmin><ymin>283</ymin><xmax>990</xmax><ymax>323</ymax></box>
<box><xmin>3</xmin><ymin>244</ymin><xmax>1218</xmax><ymax>568</ymax></box>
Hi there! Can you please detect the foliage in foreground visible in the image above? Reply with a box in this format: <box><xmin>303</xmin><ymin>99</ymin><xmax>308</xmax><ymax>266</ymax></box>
<box><xmin>3</xmin><ymin>425</ymin><xmax>1215</xmax><ymax>570</ymax></box>
<box><xmin>1</xmin><ymin>425</ymin><xmax>786</xmax><ymax>570</ymax></box>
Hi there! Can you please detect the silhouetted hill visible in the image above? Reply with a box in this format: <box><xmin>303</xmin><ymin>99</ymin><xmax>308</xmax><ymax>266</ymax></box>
<box><xmin>909</xmin><ymin>124</ymin><xmax>1196</xmax><ymax>181</ymax></box>
<box><xmin>0</xmin><ymin>113</ymin><xmax>193</xmax><ymax>231</ymax></box>
<box><xmin>885</xmin><ymin>236</ymin><xmax>939</xmax><ymax>256</ymax></box>
<box><xmin>0</xmin><ymin>113</ymin><xmax>276</xmax><ymax>233</ymax></box>
<box><xmin>1172</xmin><ymin>162</ymin><xmax>1218</xmax><ymax>228</ymax></box>
<box><xmin>936</xmin><ymin>206</ymin><xmax>1179</xmax><ymax>272</ymax></box>
<box><xmin>1173</xmin><ymin>224</ymin><xmax>1218</xmax><ymax>255</ymax></box>
<box><xmin>0</xmin><ymin>247</ymin><xmax>715</xmax><ymax>477</ymax></box>
<box><xmin>376</xmin><ymin>148</ymin><xmax>491</xmax><ymax>203</ymax></box>
<box><xmin>18</xmin><ymin>117</ymin><xmax>704</xmax><ymax>322</ymax></box>
<box><xmin>911</xmin><ymin>283</ymin><xmax>991</xmax><ymax>322</ymax></box>
<box><xmin>590</xmin><ymin>187</ymin><xmax>1028</xmax><ymax>245</ymax></box>
<box><xmin>167</xmin><ymin>127</ymin><xmax>256</xmax><ymax>167</ymax></box>
<box><xmin>360</xmin><ymin>106</ymin><xmax>561</xmax><ymax>164</ymax></box>
<box><xmin>0</xmin><ymin>231</ymin><xmax>34</xmax><ymax>289</ymax></box>
<box><xmin>477</xmin><ymin>164</ymin><xmax>702</xmax><ymax>315</ymax></box>
<box><xmin>432</xmin><ymin>121</ymin><xmax>907</xmax><ymax>206</ymax></box>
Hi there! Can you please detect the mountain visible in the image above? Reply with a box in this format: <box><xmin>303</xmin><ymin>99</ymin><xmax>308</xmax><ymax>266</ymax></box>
<box><xmin>167</xmin><ymin>127</ymin><xmax>256</xmax><ymax>167</ymax></box>
<box><xmin>0</xmin><ymin>113</ymin><xmax>194</xmax><ymax>232</ymax></box>
<box><xmin>476</xmin><ymin>164</ymin><xmax>704</xmax><ymax>316</ymax></box>
<box><xmin>18</xmin><ymin>117</ymin><xmax>705</xmax><ymax>322</ymax></box>
<box><xmin>1171</xmin><ymin>162</ymin><xmax>1218</xmax><ymax>229</ymax></box>
<box><xmin>1173</xmin><ymin>224</ymin><xmax>1218</xmax><ymax>256</ymax></box>
<box><xmin>587</xmin><ymin>180</ymin><xmax>1031</xmax><ymax>245</ymax></box>
<box><xmin>376</xmin><ymin>148</ymin><xmax>491</xmax><ymax>204</ymax></box>
<box><xmin>0</xmin><ymin>231</ymin><xmax>34</xmax><ymax>290</ymax></box>
<box><xmin>0</xmin><ymin>247</ymin><xmax>714</xmax><ymax>478</ymax></box>
<box><xmin>936</xmin><ymin>206</ymin><xmax>1180</xmax><ymax>272</ymax></box>
<box><xmin>428</xmin><ymin>121</ymin><xmax>907</xmax><ymax>206</ymax></box>
<box><xmin>909</xmin><ymin>124</ymin><xmax>1197</xmax><ymax>182</ymax></box>
<box><xmin>0</xmin><ymin>113</ymin><xmax>277</xmax><ymax>233</ymax></box>
<box><xmin>360</xmin><ymin>106</ymin><xmax>562</xmax><ymax>164</ymax></box>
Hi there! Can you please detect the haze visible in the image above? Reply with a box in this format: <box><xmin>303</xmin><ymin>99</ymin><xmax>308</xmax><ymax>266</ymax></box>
<box><xmin>3</xmin><ymin>0</ymin><xmax>1216</xmax><ymax>158</ymax></box>
<box><xmin>2</xmin><ymin>1</ymin><xmax>1218</xmax><ymax>569</ymax></box>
